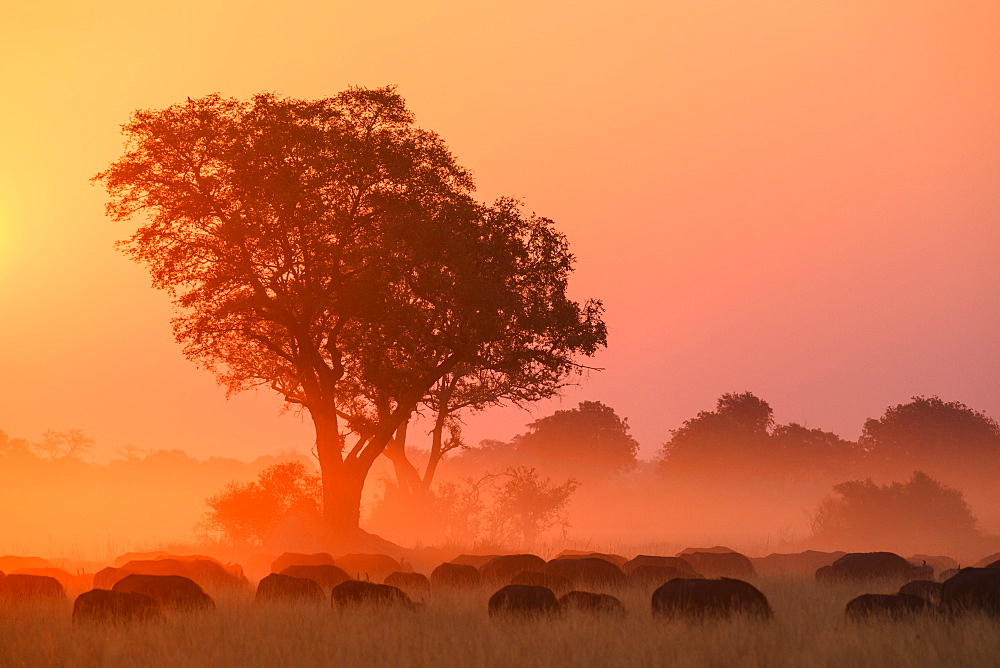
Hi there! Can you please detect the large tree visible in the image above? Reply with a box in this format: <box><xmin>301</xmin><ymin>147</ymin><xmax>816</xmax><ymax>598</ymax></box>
<box><xmin>860</xmin><ymin>396</ymin><xmax>1000</xmax><ymax>485</ymax></box>
<box><xmin>513</xmin><ymin>401</ymin><xmax>639</xmax><ymax>480</ymax></box>
<box><xmin>95</xmin><ymin>88</ymin><xmax>606</xmax><ymax>538</ymax></box>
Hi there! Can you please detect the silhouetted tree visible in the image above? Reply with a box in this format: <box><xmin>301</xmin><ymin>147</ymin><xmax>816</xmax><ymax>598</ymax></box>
<box><xmin>770</xmin><ymin>423</ymin><xmax>863</xmax><ymax>481</ymax></box>
<box><xmin>513</xmin><ymin>401</ymin><xmax>639</xmax><ymax>480</ymax></box>
<box><xmin>660</xmin><ymin>392</ymin><xmax>773</xmax><ymax>473</ymax></box>
<box><xmin>809</xmin><ymin>471</ymin><xmax>980</xmax><ymax>554</ymax></box>
<box><xmin>860</xmin><ymin>396</ymin><xmax>1000</xmax><ymax>484</ymax></box>
<box><xmin>487</xmin><ymin>467</ymin><xmax>578</xmax><ymax>547</ymax></box>
<box><xmin>200</xmin><ymin>461</ymin><xmax>322</xmax><ymax>547</ymax></box>
<box><xmin>34</xmin><ymin>429</ymin><xmax>93</xmax><ymax>460</ymax></box>
<box><xmin>660</xmin><ymin>393</ymin><xmax>862</xmax><ymax>480</ymax></box>
<box><xmin>96</xmin><ymin>88</ymin><xmax>606</xmax><ymax>538</ymax></box>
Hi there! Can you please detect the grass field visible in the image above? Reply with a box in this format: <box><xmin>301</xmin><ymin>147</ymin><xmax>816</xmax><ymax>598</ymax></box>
<box><xmin>1</xmin><ymin>577</ymin><xmax>997</xmax><ymax>667</ymax></box>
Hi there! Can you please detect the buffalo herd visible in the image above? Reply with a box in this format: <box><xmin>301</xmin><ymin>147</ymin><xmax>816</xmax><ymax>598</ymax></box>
<box><xmin>1</xmin><ymin>547</ymin><xmax>999</xmax><ymax>626</ymax></box>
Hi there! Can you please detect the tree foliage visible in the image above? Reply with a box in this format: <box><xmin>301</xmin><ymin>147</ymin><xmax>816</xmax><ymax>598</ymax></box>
<box><xmin>860</xmin><ymin>396</ymin><xmax>1000</xmax><ymax>482</ymax></box>
<box><xmin>514</xmin><ymin>401</ymin><xmax>639</xmax><ymax>479</ymax></box>
<box><xmin>200</xmin><ymin>461</ymin><xmax>322</xmax><ymax>547</ymax></box>
<box><xmin>95</xmin><ymin>87</ymin><xmax>606</xmax><ymax>534</ymax></box>
<box><xmin>660</xmin><ymin>392</ymin><xmax>861</xmax><ymax>479</ymax></box>
<box><xmin>809</xmin><ymin>471</ymin><xmax>980</xmax><ymax>553</ymax></box>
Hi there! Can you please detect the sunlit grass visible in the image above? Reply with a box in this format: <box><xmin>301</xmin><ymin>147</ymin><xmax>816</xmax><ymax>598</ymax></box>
<box><xmin>0</xmin><ymin>578</ymin><xmax>997</xmax><ymax>667</ymax></box>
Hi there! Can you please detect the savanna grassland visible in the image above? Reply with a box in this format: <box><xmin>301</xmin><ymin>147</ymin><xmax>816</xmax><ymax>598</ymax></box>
<box><xmin>2</xmin><ymin>577</ymin><xmax>997</xmax><ymax>667</ymax></box>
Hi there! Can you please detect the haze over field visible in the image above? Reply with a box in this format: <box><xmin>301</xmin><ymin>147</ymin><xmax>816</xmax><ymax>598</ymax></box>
<box><xmin>2</xmin><ymin>0</ymin><xmax>998</xmax><ymax>465</ymax></box>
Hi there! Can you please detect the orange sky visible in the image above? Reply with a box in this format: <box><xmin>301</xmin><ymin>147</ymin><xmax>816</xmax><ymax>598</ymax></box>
<box><xmin>1</xmin><ymin>0</ymin><xmax>998</xmax><ymax>463</ymax></box>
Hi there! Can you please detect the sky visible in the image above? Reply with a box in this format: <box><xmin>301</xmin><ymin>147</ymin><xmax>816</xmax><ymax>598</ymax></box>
<box><xmin>1</xmin><ymin>0</ymin><xmax>998</xmax><ymax>464</ymax></box>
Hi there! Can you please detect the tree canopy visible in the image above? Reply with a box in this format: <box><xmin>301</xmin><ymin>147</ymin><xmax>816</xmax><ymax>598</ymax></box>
<box><xmin>513</xmin><ymin>401</ymin><xmax>639</xmax><ymax>479</ymax></box>
<box><xmin>809</xmin><ymin>471</ymin><xmax>980</xmax><ymax>555</ymax></box>
<box><xmin>95</xmin><ymin>87</ymin><xmax>606</xmax><ymax>538</ymax></box>
<box><xmin>860</xmin><ymin>396</ymin><xmax>1000</xmax><ymax>480</ymax></box>
<box><xmin>659</xmin><ymin>392</ymin><xmax>861</xmax><ymax>479</ymax></box>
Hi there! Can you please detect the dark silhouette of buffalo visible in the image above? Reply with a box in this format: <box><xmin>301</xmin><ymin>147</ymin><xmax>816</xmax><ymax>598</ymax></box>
<box><xmin>511</xmin><ymin>570</ymin><xmax>572</xmax><ymax>595</ymax></box>
<box><xmin>0</xmin><ymin>556</ymin><xmax>52</xmax><ymax>572</ymax></box>
<box><xmin>623</xmin><ymin>555</ymin><xmax>698</xmax><ymax>577</ymax></box>
<box><xmin>9</xmin><ymin>568</ymin><xmax>75</xmax><ymax>589</ymax></box>
<box><xmin>449</xmin><ymin>554</ymin><xmax>501</xmax><ymax>569</ymax></box>
<box><xmin>816</xmin><ymin>552</ymin><xmax>914</xmax><ymax>583</ymax></box>
<box><xmin>112</xmin><ymin>574</ymin><xmax>214</xmax><ymax>610</ymax></box>
<box><xmin>279</xmin><ymin>564</ymin><xmax>350</xmax><ymax>592</ymax></box>
<box><xmin>479</xmin><ymin>554</ymin><xmax>545</xmax><ymax>584</ymax></box>
<box><xmin>431</xmin><ymin>563</ymin><xmax>481</xmax><ymax>589</ymax></box>
<box><xmin>938</xmin><ymin>568</ymin><xmax>962</xmax><ymax>582</ymax></box>
<box><xmin>271</xmin><ymin>552</ymin><xmax>336</xmax><ymax>573</ymax></box>
<box><xmin>652</xmin><ymin>578</ymin><xmax>772</xmax><ymax>619</ymax></box>
<box><xmin>845</xmin><ymin>594</ymin><xmax>929</xmax><ymax>620</ymax></box>
<box><xmin>554</xmin><ymin>550</ymin><xmax>628</xmax><ymax>568</ymax></box>
<box><xmin>985</xmin><ymin>560</ymin><xmax>1000</xmax><ymax>569</ymax></box>
<box><xmin>383</xmin><ymin>571</ymin><xmax>430</xmax><ymax>596</ymax></box>
<box><xmin>73</xmin><ymin>589</ymin><xmax>162</xmax><ymax>624</ymax></box>
<box><xmin>335</xmin><ymin>554</ymin><xmax>402</xmax><ymax>581</ymax></box>
<box><xmin>972</xmin><ymin>552</ymin><xmax>1000</xmax><ymax>568</ymax></box>
<box><xmin>909</xmin><ymin>554</ymin><xmax>958</xmax><ymax>575</ymax></box>
<box><xmin>679</xmin><ymin>551</ymin><xmax>755</xmax><ymax>579</ymax></box>
<box><xmin>488</xmin><ymin>585</ymin><xmax>559</xmax><ymax>617</ymax></box>
<box><xmin>94</xmin><ymin>567</ymin><xmax>131</xmax><ymax>590</ymax></box>
<box><xmin>115</xmin><ymin>558</ymin><xmax>245</xmax><ymax>591</ymax></box>
<box><xmin>255</xmin><ymin>573</ymin><xmax>324</xmax><ymax>604</ymax></box>
<box><xmin>752</xmin><ymin>551</ymin><xmax>846</xmax><ymax>577</ymax></box>
<box><xmin>940</xmin><ymin>567</ymin><xmax>1000</xmax><ymax>616</ymax></box>
<box><xmin>628</xmin><ymin>565</ymin><xmax>695</xmax><ymax>588</ymax></box>
<box><xmin>898</xmin><ymin>580</ymin><xmax>943</xmax><ymax>605</ymax></box>
<box><xmin>331</xmin><ymin>580</ymin><xmax>413</xmax><ymax>608</ymax></box>
<box><xmin>542</xmin><ymin>557</ymin><xmax>626</xmax><ymax>589</ymax></box>
<box><xmin>559</xmin><ymin>591</ymin><xmax>626</xmax><ymax>615</ymax></box>
<box><xmin>0</xmin><ymin>574</ymin><xmax>66</xmax><ymax>602</ymax></box>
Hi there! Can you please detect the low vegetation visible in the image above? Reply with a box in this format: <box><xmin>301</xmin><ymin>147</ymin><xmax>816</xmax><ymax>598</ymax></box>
<box><xmin>1</xmin><ymin>578</ymin><xmax>998</xmax><ymax>667</ymax></box>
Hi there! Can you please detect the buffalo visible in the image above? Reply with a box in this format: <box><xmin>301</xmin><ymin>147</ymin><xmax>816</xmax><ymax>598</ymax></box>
<box><xmin>909</xmin><ymin>554</ymin><xmax>959</xmax><ymax>574</ymax></box>
<box><xmin>652</xmin><ymin>578</ymin><xmax>773</xmax><ymax>620</ymax></box>
<box><xmin>554</xmin><ymin>551</ymin><xmax>628</xmax><ymax>568</ymax></box>
<box><xmin>0</xmin><ymin>574</ymin><xmax>66</xmax><ymax>602</ymax></box>
<box><xmin>72</xmin><ymin>589</ymin><xmax>162</xmax><ymax>624</ymax></box>
<box><xmin>116</xmin><ymin>558</ymin><xmax>245</xmax><ymax>591</ymax></box>
<box><xmin>679</xmin><ymin>551</ymin><xmax>755</xmax><ymax>579</ymax></box>
<box><xmin>628</xmin><ymin>565</ymin><xmax>696</xmax><ymax>589</ymax></box>
<box><xmin>898</xmin><ymin>580</ymin><xmax>943</xmax><ymax>605</ymax></box>
<box><xmin>488</xmin><ymin>585</ymin><xmax>559</xmax><ymax>618</ymax></box>
<box><xmin>973</xmin><ymin>552</ymin><xmax>1000</xmax><ymax>568</ymax></box>
<box><xmin>383</xmin><ymin>571</ymin><xmax>430</xmax><ymax>596</ymax></box>
<box><xmin>112</xmin><ymin>574</ymin><xmax>214</xmax><ymax>610</ymax></box>
<box><xmin>559</xmin><ymin>591</ymin><xmax>626</xmax><ymax>615</ymax></box>
<box><xmin>845</xmin><ymin>594</ymin><xmax>929</xmax><ymax>620</ymax></box>
<box><xmin>331</xmin><ymin>580</ymin><xmax>413</xmax><ymax>609</ymax></box>
<box><xmin>541</xmin><ymin>557</ymin><xmax>626</xmax><ymax>589</ymax></box>
<box><xmin>255</xmin><ymin>573</ymin><xmax>325</xmax><ymax>604</ymax></box>
<box><xmin>335</xmin><ymin>554</ymin><xmax>402</xmax><ymax>581</ymax></box>
<box><xmin>431</xmin><ymin>563</ymin><xmax>481</xmax><ymax>589</ymax></box>
<box><xmin>940</xmin><ymin>567</ymin><xmax>1000</xmax><ymax>616</ymax></box>
<box><xmin>479</xmin><ymin>554</ymin><xmax>545</xmax><ymax>584</ymax></box>
<box><xmin>271</xmin><ymin>552</ymin><xmax>337</xmax><ymax>573</ymax></box>
<box><xmin>94</xmin><ymin>567</ymin><xmax>131</xmax><ymax>590</ymax></box>
<box><xmin>0</xmin><ymin>556</ymin><xmax>52</xmax><ymax>572</ymax></box>
<box><xmin>510</xmin><ymin>570</ymin><xmax>572</xmax><ymax>595</ymax></box>
<box><xmin>752</xmin><ymin>551</ymin><xmax>846</xmax><ymax>577</ymax></box>
<box><xmin>279</xmin><ymin>564</ymin><xmax>350</xmax><ymax>592</ymax></box>
<box><xmin>623</xmin><ymin>556</ymin><xmax>698</xmax><ymax>577</ymax></box>
<box><xmin>449</xmin><ymin>554</ymin><xmax>501</xmax><ymax>569</ymax></box>
<box><xmin>816</xmin><ymin>552</ymin><xmax>914</xmax><ymax>583</ymax></box>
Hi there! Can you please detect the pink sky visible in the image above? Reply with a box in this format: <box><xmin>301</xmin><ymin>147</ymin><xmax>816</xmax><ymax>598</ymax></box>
<box><xmin>1</xmin><ymin>0</ymin><xmax>998</xmax><ymax>463</ymax></box>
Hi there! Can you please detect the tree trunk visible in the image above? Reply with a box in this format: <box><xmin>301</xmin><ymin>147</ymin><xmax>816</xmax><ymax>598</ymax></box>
<box><xmin>322</xmin><ymin>462</ymin><xmax>367</xmax><ymax>535</ymax></box>
<box><xmin>312</xmin><ymin>407</ymin><xmax>365</xmax><ymax>536</ymax></box>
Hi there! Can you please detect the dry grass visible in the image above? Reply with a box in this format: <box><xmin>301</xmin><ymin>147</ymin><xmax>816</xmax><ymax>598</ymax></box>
<box><xmin>0</xmin><ymin>578</ymin><xmax>997</xmax><ymax>667</ymax></box>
